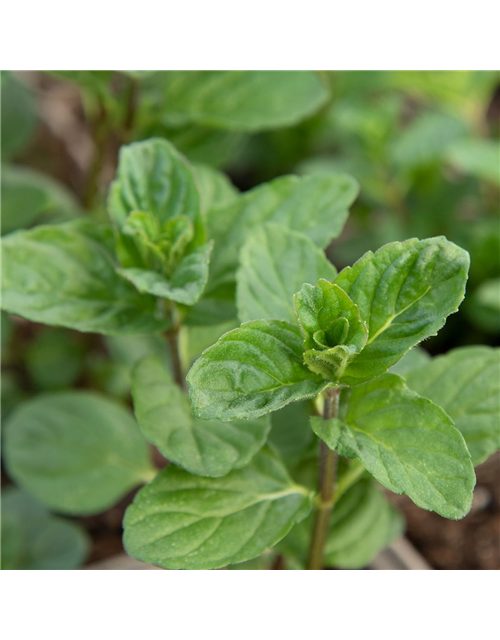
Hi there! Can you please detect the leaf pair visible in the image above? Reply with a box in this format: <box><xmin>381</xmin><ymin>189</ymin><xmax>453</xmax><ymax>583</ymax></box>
<box><xmin>188</xmin><ymin>236</ymin><xmax>470</xmax><ymax>419</ymax></box>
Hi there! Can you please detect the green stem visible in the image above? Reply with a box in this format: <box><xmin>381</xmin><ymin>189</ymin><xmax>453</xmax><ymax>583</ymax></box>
<box><xmin>166</xmin><ymin>326</ymin><xmax>186</xmax><ymax>392</ymax></box>
<box><xmin>84</xmin><ymin>100</ymin><xmax>108</xmax><ymax>209</ymax></box>
<box><xmin>307</xmin><ymin>388</ymin><xmax>340</xmax><ymax>570</ymax></box>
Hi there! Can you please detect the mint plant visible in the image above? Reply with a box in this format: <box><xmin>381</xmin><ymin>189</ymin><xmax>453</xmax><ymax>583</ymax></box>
<box><xmin>2</xmin><ymin>134</ymin><xmax>499</xmax><ymax>571</ymax></box>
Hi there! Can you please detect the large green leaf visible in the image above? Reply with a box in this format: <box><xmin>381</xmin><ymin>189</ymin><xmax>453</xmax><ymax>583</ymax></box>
<box><xmin>1</xmin><ymin>165</ymin><xmax>81</xmax><ymax>236</ymax></box>
<box><xmin>318</xmin><ymin>374</ymin><xmax>475</xmax><ymax>519</ymax></box>
<box><xmin>187</xmin><ymin>319</ymin><xmax>329</xmax><ymax>421</ymax></box>
<box><xmin>159</xmin><ymin>71</ymin><xmax>330</xmax><ymax>132</ymax></box>
<box><xmin>294</xmin><ymin>279</ymin><xmax>368</xmax><ymax>381</ymax></box>
<box><xmin>132</xmin><ymin>357</ymin><xmax>270</xmax><ymax>477</ymax></box>
<box><xmin>278</xmin><ymin>479</ymin><xmax>404</xmax><ymax>569</ymax></box>
<box><xmin>123</xmin><ymin>448</ymin><xmax>313</xmax><ymax>569</ymax></box>
<box><xmin>207</xmin><ymin>173</ymin><xmax>358</xmax><ymax>292</ymax></box>
<box><xmin>237</xmin><ymin>224</ymin><xmax>337</xmax><ymax>324</ymax></box>
<box><xmin>108</xmin><ymin>138</ymin><xmax>204</xmax><ymax>244</ymax></box>
<box><xmin>189</xmin><ymin>172</ymin><xmax>358</xmax><ymax>326</ymax></box>
<box><xmin>404</xmin><ymin>347</ymin><xmax>500</xmax><ymax>466</ymax></box>
<box><xmin>118</xmin><ymin>240</ymin><xmax>213</xmax><ymax>305</ymax></box>
<box><xmin>4</xmin><ymin>392</ymin><xmax>155</xmax><ymax>515</ymax></box>
<box><xmin>1</xmin><ymin>220</ymin><xmax>169</xmax><ymax>335</ymax></box>
<box><xmin>1</xmin><ymin>488</ymin><xmax>90</xmax><ymax>570</ymax></box>
<box><xmin>334</xmin><ymin>237</ymin><xmax>470</xmax><ymax>385</ymax></box>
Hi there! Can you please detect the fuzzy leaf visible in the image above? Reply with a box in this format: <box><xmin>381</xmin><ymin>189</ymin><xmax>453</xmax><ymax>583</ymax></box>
<box><xmin>187</xmin><ymin>319</ymin><xmax>329</xmax><ymax>421</ymax></box>
<box><xmin>321</xmin><ymin>374</ymin><xmax>475</xmax><ymax>519</ymax></box>
<box><xmin>118</xmin><ymin>240</ymin><xmax>213</xmax><ymax>305</ymax></box>
<box><xmin>1</xmin><ymin>220</ymin><xmax>169</xmax><ymax>335</ymax></box>
<box><xmin>334</xmin><ymin>237</ymin><xmax>470</xmax><ymax>385</ymax></box>
<box><xmin>188</xmin><ymin>173</ymin><xmax>359</xmax><ymax>326</ymax></box>
<box><xmin>132</xmin><ymin>357</ymin><xmax>270</xmax><ymax>477</ymax></box>
<box><xmin>295</xmin><ymin>279</ymin><xmax>368</xmax><ymax>381</ymax></box>
<box><xmin>237</xmin><ymin>224</ymin><xmax>337</xmax><ymax>324</ymax></box>
<box><xmin>123</xmin><ymin>448</ymin><xmax>313</xmax><ymax>570</ymax></box>
<box><xmin>108</xmin><ymin>138</ymin><xmax>205</xmax><ymax>244</ymax></box>
<box><xmin>4</xmin><ymin>392</ymin><xmax>155</xmax><ymax>515</ymax></box>
<box><xmin>159</xmin><ymin>71</ymin><xmax>330</xmax><ymax>132</ymax></box>
<box><xmin>404</xmin><ymin>346</ymin><xmax>500</xmax><ymax>466</ymax></box>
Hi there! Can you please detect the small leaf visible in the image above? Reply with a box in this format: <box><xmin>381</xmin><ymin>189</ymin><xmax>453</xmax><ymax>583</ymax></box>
<box><xmin>4</xmin><ymin>391</ymin><xmax>155</xmax><ymax>515</ymax></box>
<box><xmin>237</xmin><ymin>224</ymin><xmax>337</xmax><ymax>324</ymax></box>
<box><xmin>108</xmin><ymin>138</ymin><xmax>205</xmax><ymax>245</ymax></box>
<box><xmin>187</xmin><ymin>319</ymin><xmax>329</xmax><ymax>421</ymax></box>
<box><xmin>132</xmin><ymin>357</ymin><xmax>270</xmax><ymax>477</ymax></box>
<box><xmin>404</xmin><ymin>346</ymin><xmax>500</xmax><ymax>466</ymax></box>
<box><xmin>123</xmin><ymin>447</ymin><xmax>313</xmax><ymax>570</ymax></box>
<box><xmin>334</xmin><ymin>237</ymin><xmax>470</xmax><ymax>385</ymax></box>
<box><xmin>1</xmin><ymin>220</ymin><xmax>169</xmax><ymax>335</ymax></box>
<box><xmin>323</xmin><ymin>374</ymin><xmax>476</xmax><ymax>519</ymax></box>
<box><xmin>278</xmin><ymin>479</ymin><xmax>404</xmax><ymax>569</ymax></box>
<box><xmin>294</xmin><ymin>279</ymin><xmax>368</xmax><ymax>381</ymax></box>
<box><xmin>158</xmin><ymin>71</ymin><xmax>330</xmax><ymax>132</ymax></box>
<box><xmin>1</xmin><ymin>488</ymin><xmax>90</xmax><ymax>570</ymax></box>
<box><xmin>118</xmin><ymin>240</ymin><xmax>213</xmax><ymax>305</ymax></box>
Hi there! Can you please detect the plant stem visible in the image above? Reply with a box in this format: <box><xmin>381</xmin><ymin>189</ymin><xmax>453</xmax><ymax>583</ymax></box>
<box><xmin>166</xmin><ymin>326</ymin><xmax>186</xmax><ymax>392</ymax></box>
<box><xmin>307</xmin><ymin>388</ymin><xmax>340</xmax><ymax>570</ymax></box>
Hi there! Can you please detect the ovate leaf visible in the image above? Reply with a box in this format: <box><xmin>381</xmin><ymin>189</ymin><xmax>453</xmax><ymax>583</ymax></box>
<box><xmin>294</xmin><ymin>279</ymin><xmax>367</xmax><ymax>381</ymax></box>
<box><xmin>321</xmin><ymin>374</ymin><xmax>475</xmax><ymax>519</ymax></box>
<box><xmin>187</xmin><ymin>320</ymin><xmax>329</xmax><ymax>420</ymax></box>
<box><xmin>1</xmin><ymin>488</ymin><xmax>90</xmax><ymax>570</ymax></box>
<box><xmin>404</xmin><ymin>346</ymin><xmax>500</xmax><ymax>466</ymax></box>
<box><xmin>278</xmin><ymin>479</ymin><xmax>404</xmax><ymax>569</ymax></box>
<box><xmin>4</xmin><ymin>392</ymin><xmax>155</xmax><ymax>515</ymax></box>
<box><xmin>132</xmin><ymin>357</ymin><xmax>270</xmax><ymax>477</ymax></box>
<box><xmin>108</xmin><ymin>138</ymin><xmax>204</xmax><ymax>244</ymax></box>
<box><xmin>118</xmin><ymin>240</ymin><xmax>213</xmax><ymax>305</ymax></box>
<box><xmin>1</xmin><ymin>220</ymin><xmax>169</xmax><ymax>335</ymax></box>
<box><xmin>334</xmin><ymin>237</ymin><xmax>470</xmax><ymax>385</ymax></box>
<box><xmin>123</xmin><ymin>448</ymin><xmax>313</xmax><ymax>569</ymax></box>
<box><xmin>159</xmin><ymin>71</ymin><xmax>330</xmax><ymax>132</ymax></box>
<box><xmin>237</xmin><ymin>224</ymin><xmax>337</xmax><ymax>324</ymax></box>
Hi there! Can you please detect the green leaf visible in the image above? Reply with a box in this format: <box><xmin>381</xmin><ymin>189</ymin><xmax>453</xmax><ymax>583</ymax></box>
<box><xmin>132</xmin><ymin>356</ymin><xmax>270</xmax><ymax>477</ymax></box>
<box><xmin>446</xmin><ymin>138</ymin><xmax>500</xmax><ymax>185</ymax></box>
<box><xmin>321</xmin><ymin>374</ymin><xmax>476</xmax><ymax>519</ymax></box>
<box><xmin>159</xmin><ymin>71</ymin><xmax>330</xmax><ymax>132</ymax></box>
<box><xmin>1</xmin><ymin>165</ymin><xmax>81</xmax><ymax>236</ymax></box>
<box><xmin>123</xmin><ymin>447</ymin><xmax>313</xmax><ymax>569</ymax></box>
<box><xmin>334</xmin><ymin>237</ymin><xmax>470</xmax><ymax>385</ymax></box>
<box><xmin>4</xmin><ymin>391</ymin><xmax>155</xmax><ymax>515</ymax></box>
<box><xmin>118</xmin><ymin>240</ymin><xmax>213</xmax><ymax>305</ymax></box>
<box><xmin>1</xmin><ymin>72</ymin><xmax>37</xmax><ymax>158</ymax></box>
<box><xmin>1</xmin><ymin>488</ymin><xmax>90</xmax><ymax>570</ymax></box>
<box><xmin>278</xmin><ymin>479</ymin><xmax>404</xmax><ymax>569</ymax></box>
<box><xmin>391</xmin><ymin>112</ymin><xmax>468</xmax><ymax>169</ymax></box>
<box><xmin>294</xmin><ymin>279</ymin><xmax>368</xmax><ymax>382</ymax></box>
<box><xmin>187</xmin><ymin>319</ymin><xmax>329</xmax><ymax>421</ymax></box>
<box><xmin>404</xmin><ymin>347</ymin><xmax>500</xmax><ymax>466</ymax></box>
<box><xmin>237</xmin><ymin>224</ymin><xmax>337</xmax><ymax>324</ymax></box>
<box><xmin>269</xmin><ymin>402</ymin><xmax>316</xmax><ymax>466</ymax></box>
<box><xmin>389</xmin><ymin>346</ymin><xmax>431</xmax><ymax>376</ymax></box>
<box><xmin>192</xmin><ymin>163</ymin><xmax>238</xmax><ymax>213</ymax></box>
<box><xmin>1</xmin><ymin>220</ymin><xmax>169</xmax><ymax>335</ymax></box>
<box><xmin>108</xmin><ymin>138</ymin><xmax>204</xmax><ymax>244</ymax></box>
<box><xmin>207</xmin><ymin>173</ymin><xmax>358</xmax><ymax>292</ymax></box>
<box><xmin>189</xmin><ymin>172</ymin><xmax>358</xmax><ymax>326</ymax></box>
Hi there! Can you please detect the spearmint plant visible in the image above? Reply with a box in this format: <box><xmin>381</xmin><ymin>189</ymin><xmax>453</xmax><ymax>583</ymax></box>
<box><xmin>2</xmin><ymin>136</ymin><xmax>499</xmax><ymax>570</ymax></box>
